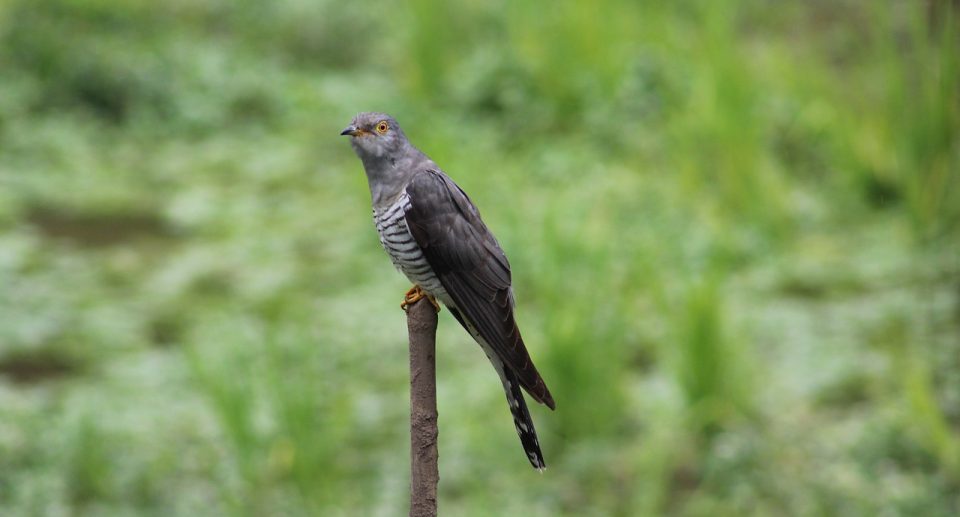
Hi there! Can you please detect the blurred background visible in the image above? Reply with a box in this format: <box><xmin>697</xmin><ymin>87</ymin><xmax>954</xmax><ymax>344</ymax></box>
<box><xmin>0</xmin><ymin>0</ymin><xmax>957</xmax><ymax>515</ymax></box>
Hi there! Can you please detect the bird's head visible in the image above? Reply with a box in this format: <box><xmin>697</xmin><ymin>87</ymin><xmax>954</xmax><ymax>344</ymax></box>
<box><xmin>341</xmin><ymin>112</ymin><xmax>406</xmax><ymax>160</ymax></box>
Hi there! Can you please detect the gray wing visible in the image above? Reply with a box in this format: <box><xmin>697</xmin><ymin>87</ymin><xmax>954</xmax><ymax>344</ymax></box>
<box><xmin>404</xmin><ymin>169</ymin><xmax>555</xmax><ymax>409</ymax></box>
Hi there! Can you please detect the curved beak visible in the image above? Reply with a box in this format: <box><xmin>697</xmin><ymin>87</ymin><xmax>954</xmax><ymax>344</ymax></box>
<box><xmin>340</xmin><ymin>125</ymin><xmax>358</xmax><ymax>136</ymax></box>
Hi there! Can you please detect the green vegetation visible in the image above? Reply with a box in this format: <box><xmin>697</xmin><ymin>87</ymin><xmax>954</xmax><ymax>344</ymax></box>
<box><xmin>0</xmin><ymin>0</ymin><xmax>957</xmax><ymax>515</ymax></box>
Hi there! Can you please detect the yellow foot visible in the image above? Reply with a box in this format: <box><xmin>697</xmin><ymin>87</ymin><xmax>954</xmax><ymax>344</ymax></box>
<box><xmin>401</xmin><ymin>285</ymin><xmax>441</xmax><ymax>313</ymax></box>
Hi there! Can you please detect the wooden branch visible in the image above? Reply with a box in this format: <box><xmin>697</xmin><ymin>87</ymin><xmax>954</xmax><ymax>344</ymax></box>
<box><xmin>406</xmin><ymin>298</ymin><xmax>439</xmax><ymax>517</ymax></box>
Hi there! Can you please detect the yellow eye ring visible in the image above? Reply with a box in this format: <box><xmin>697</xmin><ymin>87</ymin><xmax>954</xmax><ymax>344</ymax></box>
<box><xmin>375</xmin><ymin>121</ymin><xmax>389</xmax><ymax>134</ymax></box>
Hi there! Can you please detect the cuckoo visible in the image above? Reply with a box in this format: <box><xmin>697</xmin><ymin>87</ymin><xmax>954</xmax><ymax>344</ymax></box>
<box><xmin>341</xmin><ymin>112</ymin><xmax>555</xmax><ymax>470</ymax></box>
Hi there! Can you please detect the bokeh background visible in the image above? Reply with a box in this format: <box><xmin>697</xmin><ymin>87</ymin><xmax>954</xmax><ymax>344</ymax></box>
<box><xmin>1</xmin><ymin>0</ymin><xmax>958</xmax><ymax>515</ymax></box>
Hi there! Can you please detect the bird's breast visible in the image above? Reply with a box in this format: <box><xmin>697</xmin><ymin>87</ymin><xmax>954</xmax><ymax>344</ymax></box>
<box><xmin>373</xmin><ymin>193</ymin><xmax>447</xmax><ymax>298</ymax></box>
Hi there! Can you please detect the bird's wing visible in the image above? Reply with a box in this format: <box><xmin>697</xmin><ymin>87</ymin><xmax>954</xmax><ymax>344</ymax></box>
<box><xmin>404</xmin><ymin>169</ymin><xmax>555</xmax><ymax>409</ymax></box>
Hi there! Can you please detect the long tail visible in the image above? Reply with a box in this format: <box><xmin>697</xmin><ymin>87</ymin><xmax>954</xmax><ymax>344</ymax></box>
<box><xmin>448</xmin><ymin>306</ymin><xmax>547</xmax><ymax>470</ymax></box>
<box><xmin>500</xmin><ymin>367</ymin><xmax>546</xmax><ymax>470</ymax></box>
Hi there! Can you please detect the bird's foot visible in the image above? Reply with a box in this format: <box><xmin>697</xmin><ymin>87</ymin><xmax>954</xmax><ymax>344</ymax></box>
<box><xmin>401</xmin><ymin>285</ymin><xmax>441</xmax><ymax>313</ymax></box>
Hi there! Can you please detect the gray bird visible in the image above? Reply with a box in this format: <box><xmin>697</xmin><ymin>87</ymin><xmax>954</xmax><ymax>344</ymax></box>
<box><xmin>341</xmin><ymin>112</ymin><xmax>555</xmax><ymax>470</ymax></box>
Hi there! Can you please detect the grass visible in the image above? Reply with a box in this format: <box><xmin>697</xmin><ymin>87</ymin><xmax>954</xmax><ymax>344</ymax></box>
<box><xmin>0</xmin><ymin>0</ymin><xmax>957</xmax><ymax>515</ymax></box>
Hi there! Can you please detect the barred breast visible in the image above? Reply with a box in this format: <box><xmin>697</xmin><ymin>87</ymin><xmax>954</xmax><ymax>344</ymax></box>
<box><xmin>374</xmin><ymin>191</ymin><xmax>448</xmax><ymax>298</ymax></box>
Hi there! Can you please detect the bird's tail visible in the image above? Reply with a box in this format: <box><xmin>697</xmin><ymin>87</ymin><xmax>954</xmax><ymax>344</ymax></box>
<box><xmin>500</xmin><ymin>367</ymin><xmax>546</xmax><ymax>471</ymax></box>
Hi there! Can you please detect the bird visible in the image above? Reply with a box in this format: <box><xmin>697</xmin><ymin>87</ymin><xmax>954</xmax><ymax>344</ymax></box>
<box><xmin>341</xmin><ymin>112</ymin><xmax>555</xmax><ymax>470</ymax></box>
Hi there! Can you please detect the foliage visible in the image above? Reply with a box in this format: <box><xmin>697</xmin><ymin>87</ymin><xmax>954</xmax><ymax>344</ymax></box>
<box><xmin>0</xmin><ymin>0</ymin><xmax>957</xmax><ymax>515</ymax></box>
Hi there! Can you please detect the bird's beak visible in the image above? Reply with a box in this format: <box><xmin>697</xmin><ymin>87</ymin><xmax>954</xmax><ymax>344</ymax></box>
<box><xmin>340</xmin><ymin>125</ymin><xmax>359</xmax><ymax>136</ymax></box>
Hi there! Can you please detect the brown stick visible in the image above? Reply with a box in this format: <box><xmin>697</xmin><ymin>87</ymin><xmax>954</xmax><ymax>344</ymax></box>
<box><xmin>406</xmin><ymin>297</ymin><xmax>439</xmax><ymax>517</ymax></box>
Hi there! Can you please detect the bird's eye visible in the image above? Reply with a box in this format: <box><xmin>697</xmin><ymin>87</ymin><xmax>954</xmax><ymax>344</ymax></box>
<box><xmin>375</xmin><ymin>121</ymin><xmax>389</xmax><ymax>134</ymax></box>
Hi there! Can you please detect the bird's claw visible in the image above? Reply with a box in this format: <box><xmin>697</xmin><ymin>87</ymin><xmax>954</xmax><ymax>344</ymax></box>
<box><xmin>401</xmin><ymin>285</ymin><xmax>441</xmax><ymax>313</ymax></box>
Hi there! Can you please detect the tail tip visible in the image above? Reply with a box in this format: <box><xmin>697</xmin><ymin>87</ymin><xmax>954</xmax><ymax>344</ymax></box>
<box><xmin>527</xmin><ymin>450</ymin><xmax>547</xmax><ymax>471</ymax></box>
